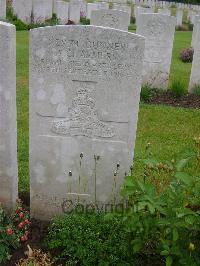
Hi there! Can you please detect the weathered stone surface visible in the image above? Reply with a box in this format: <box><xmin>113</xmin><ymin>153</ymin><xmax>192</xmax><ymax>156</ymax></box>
<box><xmin>158</xmin><ymin>8</ymin><xmax>171</xmax><ymax>15</ymax></box>
<box><xmin>33</xmin><ymin>0</ymin><xmax>53</xmax><ymax>23</ymax></box>
<box><xmin>87</xmin><ymin>3</ymin><xmax>99</xmax><ymax>19</ymax></box>
<box><xmin>98</xmin><ymin>2</ymin><xmax>109</xmax><ymax>10</ymax></box>
<box><xmin>12</xmin><ymin>0</ymin><xmax>32</xmax><ymax>23</ymax></box>
<box><xmin>69</xmin><ymin>0</ymin><xmax>80</xmax><ymax>24</ymax></box>
<box><xmin>30</xmin><ymin>25</ymin><xmax>144</xmax><ymax>220</ymax></box>
<box><xmin>191</xmin><ymin>15</ymin><xmax>200</xmax><ymax>48</ymax></box>
<box><xmin>0</xmin><ymin>22</ymin><xmax>18</xmax><ymax>211</ymax></box>
<box><xmin>137</xmin><ymin>13</ymin><xmax>176</xmax><ymax>89</ymax></box>
<box><xmin>176</xmin><ymin>9</ymin><xmax>183</xmax><ymax>26</ymax></box>
<box><xmin>80</xmin><ymin>0</ymin><xmax>87</xmax><ymax>17</ymax></box>
<box><xmin>135</xmin><ymin>6</ymin><xmax>153</xmax><ymax>22</ymax></box>
<box><xmin>188</xmin><ymin>9</ymin><xmax>196</xmax><ymax>24</ymax></box>
<box><xmin>54</xmin><ymin>1</ymin><xmax>69</xmax><ymax>24</ymax></box>
<box><xmin>189</xmin><ymin>21</ymin><xmax>200</xmax><ymax>92</ymax></box>
<box><xmin>91</xmin><ymin>9</ymin><xmax>130</xmax><ymax>31</ymax></box>
<box><xmin>0</xmin><ymin>0</ymin><xmax>6</xmax><ymax>19</ymax></box>
<box><xmin>112</xmin><ymin>4</ymin><xmax>131</xmax><ymax>22</ymax></box>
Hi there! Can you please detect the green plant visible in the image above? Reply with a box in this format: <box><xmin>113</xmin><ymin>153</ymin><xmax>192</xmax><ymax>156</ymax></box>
<box><xmin>0</xmin><ymin>200</ymin><xmax>30</xmax><ymax>264</ymax></box>
<box><xmin>192</xmin><ymin>84</ymin><xmax>200</xmax><ymax>96</ymax></box>
<box><xmin>46</xmin><ymin>212</ymin><xmax>134</xmax><ymax>266</ymax></box>
<box><xmin>170</xmin><ymin>79</ymin><xmax>186</xmax><ymax>98</ymax></box>
<box><xmin>121</xmin><ymin>138</ymin><xmax>200</xmax><ymax>266</ymax></box>
<box><xmin>6</xmin><ymin>7</ymin><xmax>28</xmax><ymax>31</ymax></box>
<box><xmin>80</xmin><ymin>16</ymin><xmax>90</xmax><ymax>25</ymax></box>
<box><xmin>188</xmin><ymin>22</ymin><xmax>194</xmax><ymax>31</ymax></box>
<box><xmin>128</xmin><ymin>23</ymin><xmax>136</xmax><ymax>31</ymax></box>
<box><xmin>130</xmin><ymin>16</ymin><xmax>136</xmax><ymax>24</ymax></box>
<box><xmin>140</xmin><ymin>84</ymin><xmax>159</xmax><ymax>103</ymax></box>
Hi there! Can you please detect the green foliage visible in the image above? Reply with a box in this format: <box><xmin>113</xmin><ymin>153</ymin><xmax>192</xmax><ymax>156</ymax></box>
<box><xmin>6</xmin><ymin>7</ymin><xmax>28</xmax><ymax>31</ymax></box>
<box><xmin>121</xmin><ymin>138</ymin><xmax>200</xmax><ymax>266</ymax></box>
<box><xmin>140</xmin><ymin>84</ymin><xmax>159</xmax><ymax>103</ymax></box>
<box><xmin>192</xmin><ymin>84</ymin><xmax>200</xmax><ymax>96</ymax></box>
<box><xmin>128</xmin><ymin>23</ymin><xmax>136</xmax><ymax>31</ymax></box>
<box><xmin>80</xmin><ymin>17</ymin><xmax>90</xmax><ymax>25</ymax></box>
<box><xmin>188</xmin><ymin>22</ymin><xmax>194</xmax><ymax>31</ymax></box>
<box><xmin>46</xmin><ymin>213</ymin><xmax>134</xmax><ymax>266</ymax></box>
<box><xmin>170</xmin><ymin>79</ymin><xmax>186</xmax><ymax>98</ymax></box>
<box><xmin>130</xmin><ymin>16</ymin><xmax>136</xmax><ymax>24</ymax></box>
<box><xmin>0</xmin><ymin>200</ymin><xmax>30</xmax><ymax>264</ymax></box>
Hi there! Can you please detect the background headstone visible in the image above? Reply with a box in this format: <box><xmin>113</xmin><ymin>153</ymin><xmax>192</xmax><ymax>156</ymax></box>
<box><xmin>54</xmin><ymin>0</ymin><xmax>69</xmax><ymax>24</ymax></box>
<box><xmin>0</xmin><ymin>22</ymin><xmax>18</xmax><ymax>211</ymax></box>
<box><xmin>135</xmin><ymin>6</ymin><xmax>153</xmax><ymax>23</ymax></box>
<box><xmin>176</xmin><ymin>9</ymin><xmax>183</xmax><ymax>26</ymax></box>
<box><xmin>91</xmin><ymin>9</ymin><xmax>130</xmax><ymax>31</ymax></box>
<box><xmin>69</xmin><ymin>0</ymin><xmax>80</xmax><ymax>24</ymax></box>
<box><xmin>137</xmin><ymin>13</ymin><xmax>176</xmax><ymax>89</ymax></box>
<box><xmin>12</xmin><ymin>0</ymin><xmax>32</xmax><ymax>24</ymax></box>
<box><xmin>30</xmin><ymin>25</ymin><xmax>144</xmax><ymax>220</ymax></box>
<box><xmin>189</xmin><ymin>21</ymin><xmax>200</xmax><ymax>92</ymax></box>
<box><xmin>158</xmin><ymin>8</ymin><xmax>171</xmax><ymax>16</ymax></box>
<box><xmin>87</xmin><ymin>3</ymin><xmax>99</xmax><ymax>19</ymax></box>
<box><xmin>191</xmin><ymin>15</ymin><xmax>200</xmax><ymax>48</ymax></box>
<box><xmin>33</xmin><ymin>0</ymin><xmax>53</xmax><ymax>23</ymax></box>
<box><xmin>0</xmin><ymin>0</ymin><xmax>6</xmax><ymax>19</ymax></box>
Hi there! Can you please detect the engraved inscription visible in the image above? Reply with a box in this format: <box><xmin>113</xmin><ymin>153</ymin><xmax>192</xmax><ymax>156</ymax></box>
<box><xmin>31</xmin><ymin>30</ymin><xmax>139</xmax><ymax>79</ymax></box>
<box><xmin>51</xmin><ymin>81</ymin><xmax>115</xmax><ymax>138</ymax></box>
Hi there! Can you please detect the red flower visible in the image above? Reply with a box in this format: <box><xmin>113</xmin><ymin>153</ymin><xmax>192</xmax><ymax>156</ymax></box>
<box><xmin>24</xmin><ymin>219</ymin><xmax>30</xmax><ymax>225</ymax></box>
<box><xmin>19</xmin><ymin>212</ymin><xmax>24</xmax><ymax>219</ymax></box>
<box><xmin>6</xmin><ymin>228</ymin><xmax>13</xmax><ymax>235</ymax></box>
<box><xmin>20</xmin><ymin>235</ymin><xmax>28</xmax><ymax>242</ymax></box>
<box><xmin>18</xmin><ymin>222</ymin><xmax>24</xmax><ymax>229</ymax></box>
<box><xmin>16</xmin><ymin>207</ymin><xmax>23</xmax><ymax>214</ymax></box>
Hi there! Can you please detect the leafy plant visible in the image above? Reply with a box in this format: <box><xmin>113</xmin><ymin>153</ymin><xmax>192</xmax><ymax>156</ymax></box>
<box><xmin>170</xmin><ymin>79</ymin><xmax>186</xmax><ymax>98</ymax></box>
<box><xmin>128</xmin><ymin>23</ymin><xmax>136</xmax><ymax>31</ymax></box>
<box><xmin>140</xmin><ymin>84</ymin><xmax>159</xmax><ymax>103</ymax></box>
<box><xmin>80</xmin><ymin>17</ymin><xmax>90</xmax><ymax>25</ymax></box>
<box><xmin>46</xmin><ymin>212</ymin><xmax>134</xmax><ymax>266</ymax></box>
<box><xmin>192</xmin><ymin>84</ymin><xmax>200</xmax><ymax>96</ymax></box>
<box><xmin>121</xmin><ymin>138</ymin><xmax>200</xmax><ymax>266</ymax></box>
<box><xmin>0</xmin><ymin>200</ymin><xmax>30</xmax><ymax>264</ymax></box>
<box><xmin>6</xmin><ymin>7</ymin><xmax>28</xmax><ymax>31</ymax></box>
<box><xmin>180</xmin><ymin>47</ymin><xmax>194</xmax><ymax>63</ymax></box>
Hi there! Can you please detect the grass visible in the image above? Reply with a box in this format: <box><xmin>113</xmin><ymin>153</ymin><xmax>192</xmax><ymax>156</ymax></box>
<box><xmin>170</xmin><ymin>31</ymin><xmax>192</xmax><ymax>88</ymax></box>
<box><xmin>16</xmin><ymin>31</ymin><xmax>200</xmax><ymax>192</ymax></box>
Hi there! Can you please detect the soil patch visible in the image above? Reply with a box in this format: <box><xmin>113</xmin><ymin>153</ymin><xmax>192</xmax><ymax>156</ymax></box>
<box><xmin>149</xmin><ymin>91</ymin><xmax>200</xmax><ymax>109</ymax></box>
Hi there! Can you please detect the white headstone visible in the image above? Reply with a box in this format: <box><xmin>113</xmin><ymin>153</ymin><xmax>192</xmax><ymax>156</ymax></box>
<box><xmin>29</xmin><ymin>25</ymin><xmax>145</xmax><ymax>220</ymax></box>
<box><xmin>137</xmin><ymin>13</ymin><xmax>176</xmax><ymax>89</ymax></box>
<box><xmin>87</xmin><ymin>3</ymin><xmax>99</xmax><ymax>19</ymax></box>
<box><xmin>189</xmin><ymin>21</ymin><xmax>200</xmax><ymax>92</ymax></box>
<box><xmin>12</xmin><ymin>0</ymin><xmax>32</xmax><ymax>24</ymax></box>
<box><xmin>69</xmin><ymin>0</ymin><xmax>80</xmax><ymax>24</ymax></box>
<box><xmin>176</xmin><ymin>9</ymin><xmax>183</xmax><ymax>26</ymax></box>
<box><xmin>98</xmin><ymin>2</ymin><xmax>109</xmax><ymax>10</ymax></box>
<box><xmin>188</xmin><ymin>10</ymin><xmax>196</xmax><ymax>24</ymax></box>
<box><xmin>135</xmin><ymin>6</ymin><xmax>153</xmax><ymax>22</ymax></box>
<box><xmin>0</xmin><ymin>22</ymin><xmax>18</xmax><ymax>211</ymax></box>
<box><xmin>0</xmin><ymin>0</ymin><xmax>6</xmax><ymax>19</ymax></box>
<box><xmin>54</xmin><ymin>0</ymin><xmax>69</xmax><ymax>24</ymax></box>
<box><xmin>158</xmin><ymin>8</ymin><xmax>171</xmax><ymax>16</ymax></box>
<box><xmin>112</xmin><ymin>3</ymin><xmax>131</xmax><ymax>20</ymax></box>
<box><xmin>191</xmin><ymin>15</ymin><xmax>200</xmax><ymax>48</ymax></box>
<box><xmin>91</xmin><ymin>9</ymin><xmax>130</xmax><ymax>31</ymax></box>
<box><xmin>33</xmin><ymin>0</ymin><xmax>53</xmax><ymax>23</ymax></box>
<box><xmin>80</xmin><ymin>0</ymin><xmax>87</xmax><ymax>18</ymax></box>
